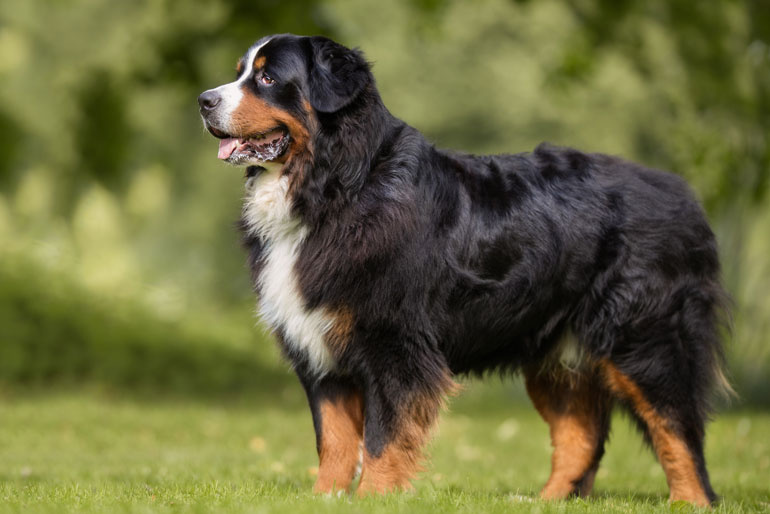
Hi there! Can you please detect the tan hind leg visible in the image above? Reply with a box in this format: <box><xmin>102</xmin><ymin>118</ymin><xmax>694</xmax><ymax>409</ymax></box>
<box><xmin>600</xmin><ymin>360</ymin><xmax>712</xmax><ymax>507</ymax></box>
<box><xmin>525</xmin><ymin>368</ymin><xmax>612</xmax><ymax>499</ymax></box>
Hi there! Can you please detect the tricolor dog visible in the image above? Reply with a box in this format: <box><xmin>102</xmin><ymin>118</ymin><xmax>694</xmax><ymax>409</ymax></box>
<box><xmin>198</xmin><ymin>34</ymin><xmax>728</xmax><ymax>505</ymax></box>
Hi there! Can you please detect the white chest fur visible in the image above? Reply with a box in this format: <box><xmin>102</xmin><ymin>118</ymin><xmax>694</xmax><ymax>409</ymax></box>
<box><xmin>242</xmin><ymin>168</ymin><xmax>335</xmax><ymax>377</ymax></box>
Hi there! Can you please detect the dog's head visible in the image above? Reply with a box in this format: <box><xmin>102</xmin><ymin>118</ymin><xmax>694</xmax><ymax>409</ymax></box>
<box><xmin>198</xmin><ymin>34</ymin><xmax>371</xmax><ymax>168</ymax></box>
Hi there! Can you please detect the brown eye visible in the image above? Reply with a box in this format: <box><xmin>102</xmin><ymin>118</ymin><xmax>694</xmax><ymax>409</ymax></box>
<box><xmin>259</xmin><ymin>73</ymin><xmax>275</xmax><ymax>85</ymax></box>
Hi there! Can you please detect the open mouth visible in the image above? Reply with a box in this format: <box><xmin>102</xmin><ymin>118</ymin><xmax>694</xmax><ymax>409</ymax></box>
<box><xmin>208</xmin><ymin>125</ymin><xmax>290</xmax><ymax>165</ymax></box>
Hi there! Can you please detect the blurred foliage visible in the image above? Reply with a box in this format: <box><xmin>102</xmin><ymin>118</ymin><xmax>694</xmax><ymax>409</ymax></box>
<box><xmin>0</xmin><ymin>0</ymin><xmax>768</xmax><ymax>404</ymax></box>
<box><xmin>0</xmin><ymin>254</ymin><xmax>292</xmax><ymax>400</ymax></box>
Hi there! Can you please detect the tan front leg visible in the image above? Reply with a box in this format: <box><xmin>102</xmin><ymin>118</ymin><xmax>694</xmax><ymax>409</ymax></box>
<box><xmin>357</xmin><ymin>378</ymin><xmax>457</xmax><ymax>496</ymax></box>
<box><xmin>313</xmin><ymin>392</ymin><xmax>364</xmax><ymax>494</ymax></box>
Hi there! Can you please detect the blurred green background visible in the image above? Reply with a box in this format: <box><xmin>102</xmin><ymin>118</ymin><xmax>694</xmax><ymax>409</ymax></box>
<box><xmin>0</xmin><ymin>0</ymin><xmax>768</xmax><ymax>406</ymax></box>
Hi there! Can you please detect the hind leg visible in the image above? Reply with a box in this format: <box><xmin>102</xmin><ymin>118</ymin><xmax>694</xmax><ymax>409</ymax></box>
<box><xmin>600</xmin><ymin>359</ymin><xmax>715</xmax><ymax>506</ymax></box>
<box><xmin>525</xmin><ymin>367</ymin><xmax>612</xmax><ymax>499</ymax></box>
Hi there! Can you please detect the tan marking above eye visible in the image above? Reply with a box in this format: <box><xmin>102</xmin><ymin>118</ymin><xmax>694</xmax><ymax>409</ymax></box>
<box><xmin>236</xmin><ymin>59</ymin><xmax>244</xmax><ymax>75</ymax></box>
<box><xmin>254</xmin><ymin>56</ymin><xmax>266</xmax><ymax>70</ymax></box>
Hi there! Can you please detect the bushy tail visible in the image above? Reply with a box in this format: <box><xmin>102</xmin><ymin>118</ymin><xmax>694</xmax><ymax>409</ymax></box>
<box><xmin>705</xmin><ymin>280</ymin><xmax>736</xmax><ymax>404</ymax></box>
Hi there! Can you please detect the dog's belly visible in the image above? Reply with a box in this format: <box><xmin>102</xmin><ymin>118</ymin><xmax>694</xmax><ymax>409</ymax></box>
<box><xmin>243</xmin><ymin>169</ymin><xmax>336</xmax><ymax>377</ymax></box>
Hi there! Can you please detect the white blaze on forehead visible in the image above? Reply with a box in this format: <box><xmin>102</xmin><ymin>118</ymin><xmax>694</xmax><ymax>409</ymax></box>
<box><xmin>237</xmin><ymin>38</ymin><xmax>271</xmax><ymax>81</ymax></box>
<box><xmin>207</xmin><ymin>39</ymin><xmax>272</xmax><ymax>134</ymax></box>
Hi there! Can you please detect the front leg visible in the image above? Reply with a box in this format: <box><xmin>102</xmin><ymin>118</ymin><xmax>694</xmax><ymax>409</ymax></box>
<box><xmin>302</xmin><ymin>375</ymin><xmax>364</xmax><ymax>494</ymax></box>
<box><xmin>356</xmin><ymin>341</ymin><xmax>457</xmax><ymax>495</ymax></box>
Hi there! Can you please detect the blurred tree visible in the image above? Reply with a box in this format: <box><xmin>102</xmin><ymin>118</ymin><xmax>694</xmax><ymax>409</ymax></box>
<box><xmin>564</xmin><ymin>0</ymin><xmax>770</xmax><ymax>211</ymax></box>
<box><xmin>0</xmin><ymin>0</ymin><xmax>768</xmax><ymax>403</ymax></box>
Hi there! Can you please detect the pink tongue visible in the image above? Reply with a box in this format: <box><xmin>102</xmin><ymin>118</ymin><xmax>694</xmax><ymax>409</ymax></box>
<box><xmin>217</xmin><ymin>138</ymin><xmax>240</xmax><ymax>160</ymax></box>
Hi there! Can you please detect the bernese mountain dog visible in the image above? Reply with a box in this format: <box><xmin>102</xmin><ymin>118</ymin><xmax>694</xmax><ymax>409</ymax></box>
<box><xmin>198</xmin><ymin>34</ymin><xmax>729</xmax><ymax>505</ymax></box>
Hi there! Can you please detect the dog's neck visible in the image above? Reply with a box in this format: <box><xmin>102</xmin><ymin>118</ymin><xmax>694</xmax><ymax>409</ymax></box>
<box><xmin>293</xmin><ymin>88</ymin><xmax>403</xmax><ymax>226</ymax></box>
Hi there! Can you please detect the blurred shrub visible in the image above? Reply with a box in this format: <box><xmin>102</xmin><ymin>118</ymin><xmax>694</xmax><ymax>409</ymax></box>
<box><xmin>0</xmin><ymin>255</ymin><xmax>290</xmax><ymax>399</ymax></box>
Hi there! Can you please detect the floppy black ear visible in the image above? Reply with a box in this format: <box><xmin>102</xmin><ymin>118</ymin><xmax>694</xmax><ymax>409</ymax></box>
<box><xmin>307</xmin><ymin>36</ymin><xmax>370</xmax><ymax>113</ymax></box>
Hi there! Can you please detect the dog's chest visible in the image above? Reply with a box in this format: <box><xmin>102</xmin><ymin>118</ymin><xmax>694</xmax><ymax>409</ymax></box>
<box><xmin>242</xmin><ymin>171</ymin><xmax>335</xmax><ymax>377</ymax></box>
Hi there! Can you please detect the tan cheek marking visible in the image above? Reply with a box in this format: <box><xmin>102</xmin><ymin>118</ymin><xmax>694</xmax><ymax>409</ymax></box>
<box><xmin>231</xmin><ymin>95</ymin><xmax>311</xmax><ymax>147</ymax></box>
<box><xmin>600</xmin><ymin>360</ymin><xmax>710</xmax><ymax>506</ymax></box>
<box><xmin>230</xmin><ymin>93</ymin><xmax>316</xmax><ymax>194</ymax></box>
<box><xmin>314</xmin><ymin>393</ymin><xmax>364</xmax><ymax>494</ymax></box>
<box><xmin>230</xmin><ymin>95</ymin><xmax>280</xmax><ymax>136</ymax></box>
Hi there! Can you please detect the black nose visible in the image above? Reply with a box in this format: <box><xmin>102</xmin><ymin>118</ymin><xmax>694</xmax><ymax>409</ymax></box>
<box><xmin>198</xmin><ymin>90</ymin><xmax>221</xmax><ymax>111</ymax></box>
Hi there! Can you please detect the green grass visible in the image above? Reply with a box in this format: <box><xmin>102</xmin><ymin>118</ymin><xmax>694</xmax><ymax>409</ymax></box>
<box><xmin>0</xmin><ymin>383</ymin><xmax>768</xmax><ymax>513</ymax></box>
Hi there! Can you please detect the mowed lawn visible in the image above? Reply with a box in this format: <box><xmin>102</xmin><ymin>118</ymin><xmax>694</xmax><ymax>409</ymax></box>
<box><xmin>0</xmin><ymin>382</ymin><xmax>768</xmax><ymax>514</ymax></box>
